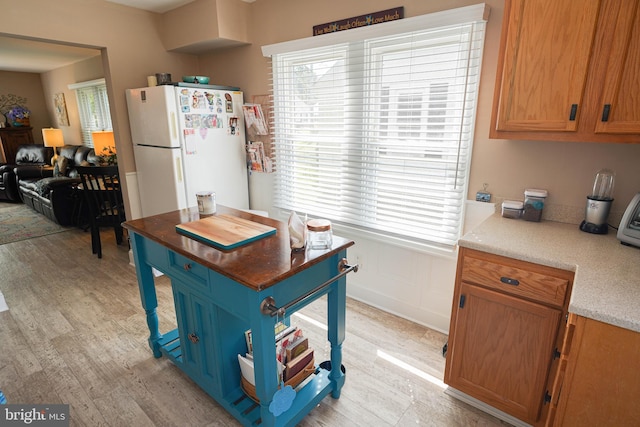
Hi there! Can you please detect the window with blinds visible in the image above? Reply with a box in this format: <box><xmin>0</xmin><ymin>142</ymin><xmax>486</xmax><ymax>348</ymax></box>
<box><xmin>263</xmin><ymin>5</ymin><xmax>488</xmax><ymax>249</ymax></box>
<box><xmin>68</xmin><ymin>78</ymin><xmax>112</xmax><ymax>147</ymax></box>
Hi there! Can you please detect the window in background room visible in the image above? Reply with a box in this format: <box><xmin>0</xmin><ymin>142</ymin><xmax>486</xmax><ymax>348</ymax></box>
<box><xmin>263</xmin><ymin>5</ymin><xmax>488</xmax><ymax>250</ymax></box>
<box><xmin>68</xmin><ymin>78</ymin><xmax>112</xmax><ymax>147</ymax></box>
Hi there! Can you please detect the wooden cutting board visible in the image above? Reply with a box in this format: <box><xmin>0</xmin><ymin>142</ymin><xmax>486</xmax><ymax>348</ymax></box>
<box><xmin>175</xmin><ymin>214</ymin><xmax>276</xmax><ymax>250</ymax></box>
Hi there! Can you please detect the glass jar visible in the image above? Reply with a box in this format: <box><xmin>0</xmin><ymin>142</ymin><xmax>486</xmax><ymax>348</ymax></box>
<box><xmin>307</xmin><ymin>219</ymin><xmax>332</xmax><ymax>250</ymax></box>
<box><xmin>523</xmin><ymin>189</ymin><xmax>547</xmax><ymax>222</ymax></box>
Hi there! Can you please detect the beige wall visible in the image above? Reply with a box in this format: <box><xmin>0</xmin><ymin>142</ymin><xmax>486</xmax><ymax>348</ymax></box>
<box><xmin>40</xmin><ymin>55</ymin><xmax>104</xmax><ymax>146</ymax></box>
<box><xmin>1</xmin><ymin>0</ymin><xmax>201</xmax><ymax>214</ymax></box>
<box><xmin>201</xmin><ymin>0</ymin><xmax>640</xmax><ymax>222</ymax></box>
<box><xmin>0</xmin><ymin>71</ymin><xmax>48</xmax><ymax>145</ymax></box>
<box><xmin>7</xmin><ymin>0</ymin><xmax>637</xmax><ymax>220</ymax></box>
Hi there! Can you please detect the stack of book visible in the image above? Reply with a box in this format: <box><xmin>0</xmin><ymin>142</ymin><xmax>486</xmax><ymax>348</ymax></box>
<box><xmin>238</xmin><ymin>322</ymin><xmax>315</xmax><ymax>401</ymax></box>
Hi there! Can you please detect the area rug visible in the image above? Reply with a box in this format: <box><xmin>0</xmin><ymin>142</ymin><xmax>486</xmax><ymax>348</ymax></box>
<box><xmin>0</xmin><ymin>203</ymin><xmax>71</xmax><ymax>245</ymax></box>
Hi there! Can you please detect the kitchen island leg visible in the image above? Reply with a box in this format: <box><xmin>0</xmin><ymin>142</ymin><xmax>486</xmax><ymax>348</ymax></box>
<box><xmin>130</xmin><ymin>232</ymin><xmax>162</xmax><ymax>358</ymax></box>
<box><xmin>327</xmin><ymin>273</ymin><xmax>347</xmax><ymax>398</ymax></box>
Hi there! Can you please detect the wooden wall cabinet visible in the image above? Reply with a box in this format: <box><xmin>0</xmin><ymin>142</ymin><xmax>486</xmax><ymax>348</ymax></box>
<box><xmin>490</xmin><ymin>0</ymin><xmax>640</xmax><ymax>143</ymax></box>
<box><xmin>444</xmin><ymin>248</ymin><xmax>574</xmax><ymax>426</ymax></box>
<box><xmin>552</xmin><ymin>315</ymin><xmax>640</xmax><ymax>426</ymax></box>
<box><xmin>0</xmin><ymin>127</ymin><xmax>35</xmax><ymax>164</ymax></box>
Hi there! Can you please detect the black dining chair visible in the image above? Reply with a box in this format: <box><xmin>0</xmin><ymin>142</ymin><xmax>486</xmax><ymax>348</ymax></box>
<box><xmin>76</xmin><ymin>165</ymin><xmax>126</xmax><ymax>258</ymax></box>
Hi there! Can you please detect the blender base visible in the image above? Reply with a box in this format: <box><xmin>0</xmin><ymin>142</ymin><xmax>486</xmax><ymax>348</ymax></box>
<box><xmin>580</xmin><ymin>220</ymin><xmax>609</xmax><ymax>234</ymax></box>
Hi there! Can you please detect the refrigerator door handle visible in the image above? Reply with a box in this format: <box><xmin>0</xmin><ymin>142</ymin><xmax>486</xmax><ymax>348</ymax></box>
<box><xmin>170</xmin><ymin>111</ymin><xmax>178</xmax><ymax>140</ymax></box>
<box><xmin>176</xmin><ymin>156</ymin><xmax>184</xmax><ymax>183</ymax></box>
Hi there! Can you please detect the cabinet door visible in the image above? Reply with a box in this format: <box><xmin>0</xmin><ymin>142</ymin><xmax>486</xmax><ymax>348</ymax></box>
<box><xmin>554</xmin><ymin>317</ymin><xmax>640</xmax><ymax>426</ymax></box>
<box><xmin>0</xmin><ymin>128</ymin><xmax>34</xmax><ymax>164</ymax></box>
<box><xmin>173</xmin><ymin>281</ymin><xmax>220</xmax><ymax>387</ymax></box>
<box><xmin>493</xmin><ymin>0</ymin><xmax>600</xmax><ymax>132</ymax></box>
<box><xmin>594</xmin><ymin>0</ymin><xmax>640</xmax><ymax>134</ymax></box>
<box><xmin>446</xmin><ymin>282</ymin><xmax>561</xmax><ymax>424</ymax></box>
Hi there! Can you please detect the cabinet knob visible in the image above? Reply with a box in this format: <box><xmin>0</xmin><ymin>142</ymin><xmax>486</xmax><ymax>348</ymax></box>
<box><xmin>188</xmin><ymin>333</ymin><xmax>199</xmax><ymax>344</ymax></box>
<box><xmin>183</xmin><ymin>263</ymin><xmax>191</xmax><ymax>271</ymax></box>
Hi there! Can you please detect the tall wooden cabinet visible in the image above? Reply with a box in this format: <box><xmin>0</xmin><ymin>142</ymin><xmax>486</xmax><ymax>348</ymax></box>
<box><xmin>444</xmin><ymin>248</ymin><xmax>574</xmax><ymax>426</ymax></box>
<box><xmin>490</xmin><ymin>0</ymin><xmax>640</xmax><ymax>143</ymax></box>
<box><xmin>0</xmin><ymin>127</ymin><xmax>34</xmax><ymax>163</ymax></box>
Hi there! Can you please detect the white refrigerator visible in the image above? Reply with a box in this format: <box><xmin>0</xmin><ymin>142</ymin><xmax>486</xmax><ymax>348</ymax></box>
<box><xmin>126</xmin><ymin>84</ymin><xmax>249</xmax><ymax>217</ymax></box>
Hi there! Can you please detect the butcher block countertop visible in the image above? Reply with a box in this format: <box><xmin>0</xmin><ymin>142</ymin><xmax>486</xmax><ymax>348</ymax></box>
<box><xmin>123</xmin><ymin>205</ymin><xmax>354</xmax><ymax>291</ymax></box>
<box><xmin>459</xmin><ymin>214</ymin><xmax>640</xmax><ymax>333</ymax></box>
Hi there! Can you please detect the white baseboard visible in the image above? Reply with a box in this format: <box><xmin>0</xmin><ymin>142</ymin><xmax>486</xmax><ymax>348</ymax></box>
<box><xmin>444</xmin><ymin>387</ymin><xmax>531</xmax><ymax>427</ymax></box>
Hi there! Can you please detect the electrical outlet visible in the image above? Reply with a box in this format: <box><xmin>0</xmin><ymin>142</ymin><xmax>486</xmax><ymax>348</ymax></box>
<box><xmin>356</xmin><ymin>255</ymin><xmax>363</xmax><ymax>270</ymax></box>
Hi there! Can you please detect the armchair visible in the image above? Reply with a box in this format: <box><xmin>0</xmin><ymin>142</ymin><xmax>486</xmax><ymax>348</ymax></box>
<box><xmin>0</xmin><ymin>144</ymin><xmax>53</xmax><ymax>202</ymax></box>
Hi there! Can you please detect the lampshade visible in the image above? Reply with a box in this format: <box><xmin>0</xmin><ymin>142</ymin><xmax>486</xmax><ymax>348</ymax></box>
<box><xmin>42</xmin><ymin>128</ymin><xmax>64</xmax><ymax>148</ymax></box>
<box><xmin>92</xmin><ymin>131</ymin><xmax>116</xmax><ymax>155</ymax></box>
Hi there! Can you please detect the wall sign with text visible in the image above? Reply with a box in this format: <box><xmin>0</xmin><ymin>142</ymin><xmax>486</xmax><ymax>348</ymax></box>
<box><xmin>313</xmin><ymin>7</ymin><xmax>404</xmax><ymax>36</ymax></box>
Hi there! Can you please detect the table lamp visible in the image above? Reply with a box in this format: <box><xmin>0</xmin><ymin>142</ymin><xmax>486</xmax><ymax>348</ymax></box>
<box><xmin>92</xmin><ymin>131</ymin><xmax>117</xmax><ymax>164</ymax></box>
<box><xmin>42</xmin><ymin>128</ymin><xmax>64</xmax><ymax>165</ymax></box>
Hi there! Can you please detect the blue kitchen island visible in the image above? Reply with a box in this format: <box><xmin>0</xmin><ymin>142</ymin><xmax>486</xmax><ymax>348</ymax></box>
<box><xmin>123</xmin><ymin>205</ymin><xmax>356</xmax><ymax>426</ymax></box>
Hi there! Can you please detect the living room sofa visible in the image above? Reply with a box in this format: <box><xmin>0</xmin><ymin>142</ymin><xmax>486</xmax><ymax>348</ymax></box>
<box><xmin>0</xmin><ymin>144</ymin><xmax>53</xmax><ymax>202</ymax></box>
<box><xmin>15</xmin><ymin>144</ymin><xmax>101</xmax><ymax>226</ymax></box>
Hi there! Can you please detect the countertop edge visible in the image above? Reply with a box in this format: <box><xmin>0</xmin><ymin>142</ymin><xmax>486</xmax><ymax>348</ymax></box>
<box><xmin>458</xmin><ymin>214</ymin><xmax>640</xmax><ymax>333</ymax></box>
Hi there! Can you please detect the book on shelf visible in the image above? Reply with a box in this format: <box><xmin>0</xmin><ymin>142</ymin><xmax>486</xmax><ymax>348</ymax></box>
<box><xmin>240</xmin><ymin>321</ymin><xmax>314</xmax><ymax>386</ymax></box>
<box><xmin>285</xmin><ymin>337</ymin><xmax>309</xmax><ymax>362</ymax></box>
<box><xmin>276</xmin><ymin>328</ymin><xmax>302</xmax><ymax>363</ymax></box>
<box><xmin>245</xmin><ymin>322</ymin><xmax>299</xmax><ymax>355</ymax></box>
<box><xmin>284</xmin><ymin>347</ymin><xmax>314</xmax><ymax>382</ymax></box>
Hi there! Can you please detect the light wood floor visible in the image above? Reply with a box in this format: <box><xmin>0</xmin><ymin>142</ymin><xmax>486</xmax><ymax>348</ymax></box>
<box><xmin>0</xmin><ymin>226</ymin><xmax>509</xmax><ymax>426</ymax></box>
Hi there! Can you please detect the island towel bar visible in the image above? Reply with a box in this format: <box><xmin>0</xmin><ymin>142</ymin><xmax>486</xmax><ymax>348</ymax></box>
<box><xmin>260</xmin><ymin>258</ymin><xmax>358</xmax><ymax>317</ymax></box>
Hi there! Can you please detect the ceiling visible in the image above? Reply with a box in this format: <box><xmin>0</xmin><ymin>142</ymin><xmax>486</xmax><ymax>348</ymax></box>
<box><xmin>0</xmin><ymin>0</ymin><xmax>239</xmax><ymax>73</ymax></box>
<box><xmin>0</xmin><ymin>36</ymin><xmax>102</xmax><ymax>73</ymax></box>
<box><xmin>104</xmin><ymin>0</ymin><xmax>197</xmax><ymax>14</ymax></box>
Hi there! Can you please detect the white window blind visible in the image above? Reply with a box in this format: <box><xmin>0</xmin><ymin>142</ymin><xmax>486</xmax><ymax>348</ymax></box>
<box><xmin>68</xmin><ymin>78</ymin><xmax>112</xmax><ymax>147</ymax></box>
<box><xmin>263</xmin><ymin>5</ymin><xmax>488</xmax><ymax>249</ymax></box>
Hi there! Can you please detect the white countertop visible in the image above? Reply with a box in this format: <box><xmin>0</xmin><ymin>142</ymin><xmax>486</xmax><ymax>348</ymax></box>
<box><xmin>459</xmin><ymin>214</ymin><xmax>640</xmax><ymax>333</ymax></box>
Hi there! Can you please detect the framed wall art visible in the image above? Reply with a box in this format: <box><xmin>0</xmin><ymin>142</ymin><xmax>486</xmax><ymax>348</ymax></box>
<box><xmin>54</xmin><ymin>93</ymin><xmax>69</xmax><ymax>126</ymax></box>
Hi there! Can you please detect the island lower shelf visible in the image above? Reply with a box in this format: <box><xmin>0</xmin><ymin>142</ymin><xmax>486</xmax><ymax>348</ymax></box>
<box><xmin>156</xmin><ymin>327</ymin><xmax>337</xmax><ymax>426</ymax></box>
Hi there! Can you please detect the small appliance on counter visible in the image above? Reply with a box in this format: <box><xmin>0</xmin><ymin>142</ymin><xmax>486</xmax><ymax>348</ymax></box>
<box><xmin>617</xmin><ymin>192</ymin><xmax>640</xmax><ymax>248</ymax></box>
<box><xmin>580</xmin><ymin>168</ymin><xmax>615</xmax><ymax>234</ymax></box>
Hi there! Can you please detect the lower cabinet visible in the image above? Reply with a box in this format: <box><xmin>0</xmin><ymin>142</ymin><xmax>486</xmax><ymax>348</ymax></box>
<box><xmin>553</xmin><ymin>315</ymin><xmax>640</xmax><ymax>426</ymax></box>
<box><xmin>445</xmin><ymin>248</ymin><xmax>573</xmax><ymax>426</ymax></box>
<box><xmin>172</xmin><ymin>279</ymin><xmax>221</xmax><ymax>392</ymax></box>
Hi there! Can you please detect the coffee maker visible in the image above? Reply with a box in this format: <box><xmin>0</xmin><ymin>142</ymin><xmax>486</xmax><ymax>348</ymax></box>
<box><xmin>580</xmin><ymin>169</ymin><xmax>615</xmax><ymax>234</ymax></box>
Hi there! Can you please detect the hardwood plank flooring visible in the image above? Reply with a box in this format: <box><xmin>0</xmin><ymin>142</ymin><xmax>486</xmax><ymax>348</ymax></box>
<box><xmin>0</xmin><ymin>226</ymin><xmax>510</xmax><ymax>426</ymax></box>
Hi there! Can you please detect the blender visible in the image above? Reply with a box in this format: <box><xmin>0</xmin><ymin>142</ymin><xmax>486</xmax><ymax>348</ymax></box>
<box><xmin>580</xmin><ymin>168</ymin><xmax>615</xmax><ymax>234</ymax></box>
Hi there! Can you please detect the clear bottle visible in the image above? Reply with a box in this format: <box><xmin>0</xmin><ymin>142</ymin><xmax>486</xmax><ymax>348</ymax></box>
<box><xmin>590</xmin><ymin>169</ymin><xmax>615</xmax><ymax>201</ymax></box>
<box><xmin>306</xmin><ymin>219</ymin><xmax>332</xmax><ymax>250</ymax></box>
